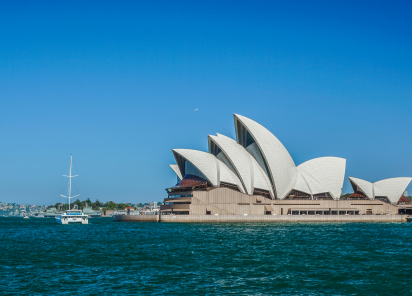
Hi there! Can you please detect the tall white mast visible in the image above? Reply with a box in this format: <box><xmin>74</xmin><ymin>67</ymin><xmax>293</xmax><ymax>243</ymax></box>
<box><xmin>69</xmin><ymin>155</ymin><xmax>72</xmax><ymax>210</ymax></box>
<box><xmin>61</xmin><ymin>154</ymin><xmax>79</xmax><ymax>211</ymax></box>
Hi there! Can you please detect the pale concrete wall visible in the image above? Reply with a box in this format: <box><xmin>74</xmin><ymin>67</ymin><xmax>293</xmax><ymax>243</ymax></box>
<box><xmin>113</xmin><ymin>215</ymin><xmax>159</xmax><ymax>222</ymax></box>
<box><xmin>188</xmin><ymin>188</ymin><xmax>399</xmax><ymax>216</ymax></box>
<box><xmin>112</xmin><ymin>213</ymin><xmax>408</xmax><ymax>223</ymax></box>
<box><xmin>161</xmin><ymin>214</ymin><xmax>407</xmax><ymax>223</ymax></box>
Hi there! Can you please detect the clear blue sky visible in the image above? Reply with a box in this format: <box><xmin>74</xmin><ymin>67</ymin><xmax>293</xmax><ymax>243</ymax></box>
<box><xmin>1</xmin><ymin>0</ymin><xmax>411</xmax><ymax>205</ymax></box>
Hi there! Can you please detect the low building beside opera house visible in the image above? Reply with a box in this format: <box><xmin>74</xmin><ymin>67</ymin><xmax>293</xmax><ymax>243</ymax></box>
<box><xmin>160</xmin><ymin>114</ymin><xmax>412</xmax><ymax>216</ymax></box>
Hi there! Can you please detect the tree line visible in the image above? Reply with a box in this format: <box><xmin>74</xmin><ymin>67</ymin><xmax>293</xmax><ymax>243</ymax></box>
<box><xmin>48</xmin><ymin>199</ymin><xmax>161</xmax><ymax>211</ymax></box>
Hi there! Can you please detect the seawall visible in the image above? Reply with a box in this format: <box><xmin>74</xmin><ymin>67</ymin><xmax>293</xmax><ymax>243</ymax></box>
<box><xmin>113</xmin><ymin>215</ymin><xmax>159</xmax><ymax>222</ymax></box>
<box><xmin>113</xmin><ymin>214</ymin><xmax>408</xmax><ymax>222</ymax></box>
<box><xmin>161</xmin><ymin>215</ymin><xmax>408</xmax><ymax>222</ymax></box>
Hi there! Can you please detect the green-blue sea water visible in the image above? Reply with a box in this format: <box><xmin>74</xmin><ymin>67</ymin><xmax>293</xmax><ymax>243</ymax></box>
<box><xmin>1</xmin><ymin>218</ymin><xmax>411</xmax><ymax>295</ymax></box>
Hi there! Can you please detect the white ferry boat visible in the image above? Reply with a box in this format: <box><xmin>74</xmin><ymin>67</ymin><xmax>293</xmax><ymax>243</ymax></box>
<box><xmin>56</xmin><ymin>155</ymin><xmax>88</xmax><ymax>225</ymax></box>
<box><xmin>56</xmin><ymin>209</ymin><xmax>88</xmax><ymax>224</ymax></box>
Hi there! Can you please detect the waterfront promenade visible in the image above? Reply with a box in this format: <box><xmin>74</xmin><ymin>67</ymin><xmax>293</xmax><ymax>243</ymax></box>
<box><xmin>113</xmin><ymin>214</ymin><xmax>409</xmax><ymax>223</ymax></box>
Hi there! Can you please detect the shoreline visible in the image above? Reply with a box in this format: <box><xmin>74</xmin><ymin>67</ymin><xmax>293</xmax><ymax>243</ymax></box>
<box><xmin>113</xmin><ymin>214</ymin><xmax>409</xmax><ymax>223</ymax></box>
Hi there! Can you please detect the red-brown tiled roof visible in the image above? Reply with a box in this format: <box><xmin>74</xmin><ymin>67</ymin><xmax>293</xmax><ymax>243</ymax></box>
<box><xmin>349</xmin><ymin>193</ymin><xmax>366</xmax><ymax>198</ymax></box>
<box><xmin>177</xmin><ymin>174</ymin><xmax>207</xmax><ymax>188</ymax></box>
<box><xmin>399</xmin><ymin>195</ymin><xmax>411</xmax><ymax>202</ymax></box>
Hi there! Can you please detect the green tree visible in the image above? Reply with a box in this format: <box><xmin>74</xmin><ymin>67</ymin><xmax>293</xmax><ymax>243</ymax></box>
<box><xmin>340</xmin><ymin>193</ymin><xmax>351</xmax><ymax>200</ymax></box>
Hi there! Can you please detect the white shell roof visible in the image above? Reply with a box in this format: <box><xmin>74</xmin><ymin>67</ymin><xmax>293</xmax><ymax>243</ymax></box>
<box><xmin>234</xmin><ymin>114</ymin><xmax>297</xmax><ymax>199</ymax></box>
<box><xmin>246</xmin><ymin>142</ymin><xmax>270</xmax><ymax>177</ymax></box>
<box><xmin>298</xmin><ymin>168</ymin><xmax>329</xmax><ymax>195</ymax></box>
<box><xmin>218</xmin><ymin>158</ymin><xmax>245</xmax><ymax>193</ymax></box>
<box><xmin>169</xmin><ymin>164</ymin><xmax>183</xmax><ymax>180</ymax></box>
<box><xmin>216</xmin><ymin>133</ymin><xmax>233</xmax><ymax>140</ymax></box>
<box><xmin>209</xmin><ymin>134</ymin><xmax>254</xmax><ymax>194</ymax></box>
<box><xmin>173</xmin><ymin>149</ymin><xmax>219</xmax><ymax>185</ymax></box>
<box><xmin>172</xmin><ymin>149</ymin><xmax>244</xmax><ymax>193</ymax></box>
<box><xmin>297</xmin><ymin>157</ymin><xmax>346</xmax><ymax>199</ymax></box>
<box><xmin>373</xmin><ymin>185</ymin><xmax>385</xmax><ymax>197</ymax></box>
<box><xmin>348</xmin><ymin>177</ymin><xmax>374</xmax><ymax>199</ymax></box>
<box><xmin>250</xmin><ymin>156</ymin><xmax>274</xmax><ymax>197</ymax></box>
<box><xmin>293</xmin><ymin>171</ymin><xmax>312</xmax><ymax>195</ymax></box>
<box><xmin>373</xmin><ymin>177</ymin><xmax>412</xmax><ymax>203</ymax></box>
<box><xmin>216</xmin><ymin>151</ymin><xmax>237</xmax><ymax>175</ymax></box>
<box><xmin>209</xmin><ymin>133</ymin><xmax>274</xmax><ymax>197</ymax></box>
<box><xmin>348</xmin><ymin>176</ymin><xmax>412</xmax><ymax>203</ymax></box>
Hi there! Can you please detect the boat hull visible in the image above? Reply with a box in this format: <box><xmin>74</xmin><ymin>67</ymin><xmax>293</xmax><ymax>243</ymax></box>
<box><xmin>56</xmin><ymin>213</ymin><xmax>88</xmax><ymax>224</ymax></box>
<box><xmin>86</xmin><ymin>214</ymin><xmax>102</xmax><ymax>218</ymax></box>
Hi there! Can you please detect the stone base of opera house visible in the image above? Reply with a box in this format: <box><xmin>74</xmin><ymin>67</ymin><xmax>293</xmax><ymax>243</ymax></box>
<box><xmin>112</xmin><ymin>214</ymin><xmax>408</xmax><ymax>222</ymax></box>
<box><xmin>160</xmin><ymin>187</ymin><xmax>403</xmax><ymax>214</ymax></box>
<box><xmin>160</xmin><ymin>214</ymin><xmax>407</xmax><ymax>222</ymax></box>
<box><xmin>114</xmin><ymin>188</ymin><xmax>411</xmax><ymax>222</ymax></box>
<box><xmin>113</xmin><ymin>215</ymin><xmax>159</xmax><ymax>222</ymax></box>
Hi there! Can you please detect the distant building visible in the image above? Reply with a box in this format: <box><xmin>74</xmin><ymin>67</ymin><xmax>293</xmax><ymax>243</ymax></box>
<box><xmin>103</xmin><ymin>210</ymin><xmax>114</xmax><ymax>217</ymax></box>
<box><xmin>113</xmin><ymin>209</ymin><xmax>139</xmax><ymax>216</ymax></box>
<box><xmin>142</xmin><ymin>208</ymin><xmax>159</xmax><ymax>215</ymax></box>
<box><xmin>149</xmin><ymin>202</ymin><xmax>159</xmax><ymax>209</ymax></box>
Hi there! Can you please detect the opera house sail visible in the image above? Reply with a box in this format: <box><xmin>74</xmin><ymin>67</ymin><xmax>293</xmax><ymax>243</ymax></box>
<box><xmin>348</xmin><ymin>177</ymin><xmax>412</xmax><ymax>204</ymax></box>
<box><xmin>161</xmin><ymin>114</ymin><xmax>411</xmax><ymax>216</ymax></box>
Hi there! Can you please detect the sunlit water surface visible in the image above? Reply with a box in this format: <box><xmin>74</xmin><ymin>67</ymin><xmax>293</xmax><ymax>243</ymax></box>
<box><xmin>1</xmin><ymin>217</ymin><xmax>411</xmax><ymax>295</ymax></box>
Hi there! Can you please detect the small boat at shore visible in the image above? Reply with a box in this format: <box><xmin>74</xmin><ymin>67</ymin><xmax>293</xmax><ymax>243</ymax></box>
<box><xmin>407</xmin><ymin>217</ymin><xmax>412</xmax><ymax>222</ymax></box>
<box><xmin>82</xmin><ymin>203</ymin><xmax>102</xmax><ymax>217</ymax></box>
<box><xmin>38</xmin><ymin>206</ymin><xmax>63</xmax><ymax>218</ymax></box>
<box><xmin>56</xmin><ymin>155</ymin><xmax>88</xmax><ymax>225</ymax></box>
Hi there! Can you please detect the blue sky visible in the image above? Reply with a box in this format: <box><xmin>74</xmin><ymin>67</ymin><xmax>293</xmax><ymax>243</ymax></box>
<box><xmin>1</xmin><ymin>0</ymin><xmax>411</xmax><ymax>205</ymax></box>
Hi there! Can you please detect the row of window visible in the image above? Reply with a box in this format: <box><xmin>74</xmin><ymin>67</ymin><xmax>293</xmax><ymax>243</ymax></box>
<box><xmin>290</xmin><ymin>211</ymin><xmax>360</xmax><ymax>215</ymax></box>
<box><xmin>62</xmin><ymin>216</ymin><xmax>87</xmax><ymax>219</ymax></box>
<box><xmin>164</xmin><ymin>202</ymin><xmax>191</xmax><ymax>205</ymax></box>
<box><xmin>168</xmin><ymin>194</ymin><xmax>193</xmax><ymax>198</ymax></box>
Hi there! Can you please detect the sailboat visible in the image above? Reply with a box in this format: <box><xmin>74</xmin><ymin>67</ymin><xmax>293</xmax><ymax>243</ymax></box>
<box><xmin>55</xmin><ymin>155</ymin><xmax>89</xmax><ymax>224</ymax></box>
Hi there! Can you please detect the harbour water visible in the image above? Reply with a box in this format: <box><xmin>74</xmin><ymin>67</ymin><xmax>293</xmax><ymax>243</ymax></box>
<box><xmin>1</xmin><ymin>218</ymin><xmax>411</xmax><ymax>295</ymax></box>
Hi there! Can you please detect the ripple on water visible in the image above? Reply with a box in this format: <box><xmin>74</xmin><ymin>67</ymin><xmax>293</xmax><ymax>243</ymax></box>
<box><xmin>0</xmin><ymin>218</ymin><xmax>412</xmax><ymax>295</ymax></box>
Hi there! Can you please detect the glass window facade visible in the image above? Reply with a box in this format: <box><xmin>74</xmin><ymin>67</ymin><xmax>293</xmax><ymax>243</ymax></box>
<box><xmin>185</xmin><ymin>161</ymin><xmax>207</xmax><ymax>181</ymax></box>
<box><xmin>168</xmin><ymin>194</ymin><xmax>193</xmax><ymax>198</ymax></box>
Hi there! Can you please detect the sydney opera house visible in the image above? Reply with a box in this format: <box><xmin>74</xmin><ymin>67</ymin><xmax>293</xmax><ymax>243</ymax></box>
<box><xmin>160</xmin><ymin>114</ymin><xmax>412</xmax><ymax>216</ymax></box>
